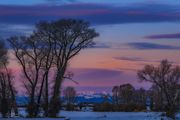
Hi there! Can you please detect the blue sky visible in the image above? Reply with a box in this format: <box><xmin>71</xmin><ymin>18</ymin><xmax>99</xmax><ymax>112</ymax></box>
<box><xmin>1</xmin><ymin>0</ymin><xmax>180</xmax><ymax>93</ymax></box>
<box><xmin>1</xmin><ymin>0</ymin><xmax>180</xmax><ymax>5</ymax></box>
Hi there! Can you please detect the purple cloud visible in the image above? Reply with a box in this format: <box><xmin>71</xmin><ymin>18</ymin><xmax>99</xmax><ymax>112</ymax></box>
<box><xmin>145</xmin><ymin>33</ymin><xmax>180</xmax><ymax>39</ymax></box>
<box><xmin>64</xmin><ymin>68</ymin><xmax>123</xmax><ymax>87</ymax></box>
<box><xmin>1</xmin><ymin>3</ymin><xmax>180</xmax><ymax>25</ymax></box>
<box><xmin>126</xmin><ymin>42</ymin><xmax>180</xmax><ymax>50</ymax></box>
<box><xmin>0</xmin><ymin>4</ymin><xmax>109</xmax><ymax>16</ymax></box>
<box><xmin>113</xmin><ymin>56</ymin><xmax>162</xmax><ymax>64</ymax></box>
<box><xmin>66</xmin><ymin>68</ymin><xmax>151</xmax><ymax>89</ymax></box>
<box><xmin>114</xmin><ymin>57</ymin><xmax>146</xmax><ymax>62</ymax></box>
<box><xmin>72</xmin><ymin>68</ymin><xmax>122</xmax><ymax>80</ymax></box>
<box><xmin>113</xmin><ymin>56</ymin><xmax>165</xmax><ymax>62</ymax></box>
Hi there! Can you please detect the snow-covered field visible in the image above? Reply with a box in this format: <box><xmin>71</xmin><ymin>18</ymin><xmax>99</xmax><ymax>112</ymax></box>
<box><xmin>61</xmin><ymin>111</ymin><xmax>180</xmax><ymax>120</ymax></box>
<box><xmin>1</xmin><ymin>110</ymin><xmax>176</xmax><ymax>120</ymax></box>
<box><xmin>59</xmin><ymin>111</ymin><xmax>166</xmax><ymax>120</ymax></box>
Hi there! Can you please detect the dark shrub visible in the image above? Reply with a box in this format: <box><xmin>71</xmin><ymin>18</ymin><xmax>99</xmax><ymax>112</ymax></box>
<box><xmin>66</xmin><ymin>104</ymin><xmax>75</xmax><ymax>111</ymax></box>
<box><xmin>26</xmin><ymin>103</ymin><xmax>37</xmax><ymax>117</ymax></box>
<box><xmin>117</xmin><ymin>103</ymin><xmax>146</xmax><ymax>112</ymax></box>
<box><xmin>48</xmin><ymin>99</ymin><xmax>61</xmax><ymax>118</ymax></box>
<box><xmin>93</xmin><ymin>102</ymin><xmax>113</xmax><ymax>112</ymax></box>
<box><xmin>93</xmin><ymin>103</ymin><xmax>146</xmax><ymax>112</ymax></box>
<box><xmin>0</xmin><ymin>98</ymin><xmax>9</xmax><ymax>118</ymax></box>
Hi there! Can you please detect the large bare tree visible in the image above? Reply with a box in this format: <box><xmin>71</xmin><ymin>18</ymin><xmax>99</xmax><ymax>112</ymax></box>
<box><xmin>8</xmin><ymin>19</ymin><xmax>99</xmax><ymax>117</ymax></box>
<box><xmin>32</xmin><ymin>23</ymin><xmax>55</xmax><ymax>117</ymax></box>
<box><xmin>8</xmin><ymin>35</ymin><xmax>47</xmax><ymax>117</ymax></box>
<box><xmin>138</xmin><ymin>60</ymin><xmax>180</xmax><ymax>119</ymax></box>
<box><xmin>45</xmin><ymin>19</ymin><xmax>99</xmax><ymax>117</ymax></box>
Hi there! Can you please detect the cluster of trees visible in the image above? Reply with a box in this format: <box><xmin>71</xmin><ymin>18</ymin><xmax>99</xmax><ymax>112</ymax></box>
<box><xmin>61</xmin><ymin>60</ymin><xmax>180</xmax><ymax>120</ymax></box>
<box><xmin>138</xmin><ymin>60</ymin><xmax>180</xmax><ymax>119</ymax></box>
<box><xmin>111</xmin><ymin>60</ymin><xmax>180</xmax><ymax>119</ymax></box>
<box><xmin>112</xmin><ymin>84</ymin><xmax>147</xmax><ymax>105</ymax></box>
<box><xmin>111</xmin><ymin>84</ymin><xmax>147</xmax><ymax>112</ymax></box>
<box><xmin>100</xmin><ymin>60</ymin><xmax>180</xmax><ymax>119</ymax></box>
<box><xmin>0</xmin><ymin>19</ymin><xmax>98</xmax><ymax>118</ymax></box>
<box><xmin>93</xmin><ymin>84</ymin><xmax>147</xmax><ymax>112</ymax></box>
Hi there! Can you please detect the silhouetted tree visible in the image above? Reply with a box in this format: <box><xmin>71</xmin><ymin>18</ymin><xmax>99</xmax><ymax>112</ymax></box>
<box><xmin>150</xmin><ymin>85</ymin><xmax>164</xmax><ymax>111</ymax></box>
<box><xmin>63</xmin><ymin>86</ymin><xmax>76</xmax><ymax>110</ymax></box>
<box><xmin>119</xmin><ymin>84</ymin><xmax>135</xmax><ymax>104</ymax></box>
<box><xmin>32</xmin><ymin>22</ymin><xmax>55</xmax><ymax>117</ymax></box>
<box><xmin>0</xmin><ymin>40</ymin><xmax>18</xmax><ymax>118</ymax></box>
<box><xmin>8</xmin><ymin>19</ymin><xmax>99</xmax><ymax>117</ymax></box>
<box><xmin>138</xmin><ymin>60</ymin><xmax>180</xmax><ymax>119</ymax></box>
<box><xmin>45</xmin><ymin>19</ymin><xmax>98</xmax><ymax>117</ymax></box>
<box><xmin>134</xmin><ymin>88</ymin><xmax>147</xmax><ymax>105</ymax></box>
<box><xmin>0</xmin><ymin>69</ymin><xmax>18</xmax><ymax>117</ymax></box>
<box><xmin>8</xmin><ymin>36</ymin><xmax>47</xmax><ymax>117</ymax></box>
<box><xmin>112</xmin><ymin>86</ymin><xmax>119</xmax><ymax>105</ymax></box>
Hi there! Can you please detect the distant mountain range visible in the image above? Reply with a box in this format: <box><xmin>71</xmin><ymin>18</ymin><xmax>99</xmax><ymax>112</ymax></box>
<box><xmin>16</xmin><ymin>93</ymin><xmax>112</xmax><ymax>105</ymax></box>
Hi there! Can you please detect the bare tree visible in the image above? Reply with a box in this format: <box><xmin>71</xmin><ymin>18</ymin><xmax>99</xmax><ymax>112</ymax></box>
<box><xmin>63</xmin><ymin>86</ymin><xmax>76</xmax><ymax>110</ymax></box>
<box><xmin>0</xmin><ymin>40</ymin><xmax>18</xmax><ymax>118</ymax></box>
<box><xmin>8</xmin><ymin>36</ymin><xmax>47</xmax><ymax>117</ymax></box>
<box><xmin>0</xmin><ymin>69</ymin><xmax>18</xmax><ymax>117</ymax></box>
<box><xmin>0</xmin><ymin>71</ymin><xmax>10</xmax><ymax>118</ymax></box>
<box><xmin>33</xmin><ymin>23</ymin><xmax>55</xmax><ymax>117</ymax></box>
<box><xmin>138</xmin><ymin>60</ymin><xmax>180</xmax><ymax>119</ymax></box>
<box><xmin>150</xmin><ymin>85</ymin><xmax>164</xmax><ymax>111</ymax></box>
<box><xmin>8</xmin><ymin>19</ymin><xmax>98</xmax><ymax>117</ymax></box>
<box><xmin>119</xmin><ymin>84</ymin><xmax>135</xmax><ymax>104</ymax></box>
<box><xmin>134</xmin><ymin>88</ymin><xmax>147</xmax><ymax>105</ymax></box>
<box><xmin>0</xmin><ymin>39</ymin><xmax>8</xmax><ymax>67</ymax></box>
<box><xmin>43</xmin><ymin>19</ymin><xmax>99</xmax><ymax>117</ymax></box>
<box><xmin>112</xmin><ymin>86</ymin><xmax>119</xmax><ymax>105</ymax></box>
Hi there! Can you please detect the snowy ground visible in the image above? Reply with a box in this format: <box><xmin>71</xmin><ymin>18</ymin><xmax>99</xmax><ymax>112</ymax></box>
<box><xmin>59</xmin><ymin>111</ymin><xmax>166</xmax><ymax>120</ymax></box>
<box><xmin>1</xmin><ymin>110</ymin><xmax>176</xmax><ymax>120</ymax></box>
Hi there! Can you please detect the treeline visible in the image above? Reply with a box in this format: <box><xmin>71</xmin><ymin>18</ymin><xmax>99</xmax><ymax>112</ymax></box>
<box><xmin>94</xmin><ymin>84</ymin><xmax>147</xmax><ymax>112</ymax></box>
<box><xmin>0</xmin><ymin>19</ymin><xmax>98</xmax><ymax>118</ymax></box>
<box><xmin>95</xmin><ymin>60</ymin><xmax>180</xmax><ymax>119</ymax></box>
<box><xmin>61</xmin><ymin>85</ymin><xmax>147</xmax><ymax>112</ymax></box>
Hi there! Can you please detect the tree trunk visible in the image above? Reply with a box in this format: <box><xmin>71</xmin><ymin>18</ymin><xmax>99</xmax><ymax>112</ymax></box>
<box><xmin>28</xmin><ymin>87</ymin><xmax>36</xmax><ymax>117</ymax></box>
<box><xmin>44</xmin><ymin>74</ymin><xmax>49</xmax><ymax>117</ymax></box>
<box><xmin>48</xmin><ymin>65</ymin><xmax>66</xmax><ymax>117</ymax></box>
<box><xmin>166</xmin><ymin>105</ymin><xmax>176</xmax><ymax>119</ymax></box>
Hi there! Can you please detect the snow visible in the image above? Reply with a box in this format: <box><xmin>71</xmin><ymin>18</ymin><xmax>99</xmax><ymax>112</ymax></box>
<box><xmin>59</xmin><ymin>111</ymin><xmax>170</xmax><ymax>120</ymax></box>
<box><xmin>0</xmin><ymin>107</ymin><xmax>178</xmax><ymax>120</ymax></box>
<box><xmin>1</xmin><ymin>109</ymin><xmax>175</xmax><ymax>120</ymax></box>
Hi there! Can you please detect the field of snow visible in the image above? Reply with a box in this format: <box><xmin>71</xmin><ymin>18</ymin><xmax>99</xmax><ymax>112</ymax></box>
<box><xmin>59</xmin><ymin>111</ymin><xmax>166</xmax><ymax>120</ymax></box>
<box><xmin>61</xmin><ymin>111</ymin><xmax>163</xmax><ymax>120</ymax></box>
<box><xmin>1</xmin><ymin>110</ymin><xmax>176</xmax><ymax>120</ymax></box>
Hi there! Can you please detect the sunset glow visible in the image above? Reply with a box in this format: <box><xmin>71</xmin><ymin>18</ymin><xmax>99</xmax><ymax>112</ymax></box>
<box><xmin>1</xmin><ymin>0</ymin><xmax>180</xmax><ymax>93</ymax></box>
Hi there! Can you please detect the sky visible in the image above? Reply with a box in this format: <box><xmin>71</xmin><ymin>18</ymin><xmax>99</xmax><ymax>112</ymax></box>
<box><xmin>1</xmin><ymin>0</ymin><xmax>180</xmax><ymax>94</ymax></box>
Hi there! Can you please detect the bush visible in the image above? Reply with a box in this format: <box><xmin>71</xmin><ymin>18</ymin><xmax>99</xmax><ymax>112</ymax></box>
<box><xmin>48</xmin><ymin>99</ymin><xmax>61</xmax><ymax>117</ymax></box>
<box><xmin>93</xmin><ymin>102</ymin><xmax>113</xmax><ymax>112</ymax></box>
<box><xmin>0</xmin><ymin>98</ymin><xmax>9</xmax><ymax>118</ymax></box>
<box><xmin>117</xmin><ymin>104</ymin><xmax>135</xmax><ymax>111</ymax></box>
<box><xmin>26</xmin><ymin>103</ymin><xmax>37</xmax><ymax>117</ymax></box>
<box><xmin>93</xmin><ymin>103</ymin><xmax>146</xmax><ymax>112</ymax></box>
<box><xmin>117</xmin><ymin>103</ymin><xmax>146</xmax><ymax>112</ymax></box>
<box><xmin>65</xmin><ymin>104</ymin><xmax>75</xmax><ymax>111</ymax></box>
